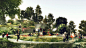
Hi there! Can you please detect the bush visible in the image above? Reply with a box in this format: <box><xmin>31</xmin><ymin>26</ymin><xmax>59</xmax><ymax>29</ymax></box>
<box><xmin>7</xmin><ymin>20</ymin><xmax>14</xmax><ymax>24</ymax></box>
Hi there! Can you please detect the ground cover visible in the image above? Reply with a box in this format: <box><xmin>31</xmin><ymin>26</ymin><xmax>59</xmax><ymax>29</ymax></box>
<box><xmin>0</xmin><ymin>38</ymin><xmax>73</xmax><ymax>48</ymax></box>
<box><xmin>10</xmin><ymin>35</ymin><xmax>63</xmax><ymax>42</ymax></box>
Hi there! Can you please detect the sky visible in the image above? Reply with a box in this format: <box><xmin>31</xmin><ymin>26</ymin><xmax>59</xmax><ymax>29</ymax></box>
<box><xmin>18</xmin><ymin>0</ymin><xmax>86</xmax><ymax>30</ymax></box>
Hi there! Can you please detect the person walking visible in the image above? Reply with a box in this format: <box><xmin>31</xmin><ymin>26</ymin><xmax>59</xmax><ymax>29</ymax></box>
<box><xmin>65</xmin><ymin>33</ymin><xmax>69</xmax><ymax>41</ymax></box>
<box><xmin>2</xmin><ymin>32</ymin><xmax>5</xmax><ymax>38</ymax></box>
<box><xmin>17</xmin><ymin>29</ymin><xmax>20</xmax><ymax>42</ymax></box>
<box><xmin>33</xmin><ymin>29</ymin><xmax>35</xmax><ymax>33</ymax></box>
<box><xmin>6</xmin><ymin>32</ymin><xmax>8</xmax><ymax>40</ymax></box>
<box><xmin>63</xmin><ymin>32</ymin><xmax>66</xmax><ymax>42</ymax></box>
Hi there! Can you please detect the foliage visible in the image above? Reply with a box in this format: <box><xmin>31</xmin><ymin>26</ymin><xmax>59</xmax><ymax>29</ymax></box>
<box><xmin>0</xmin><ymin>38</ymin><xmax>73</xmax><ymax>48</ymax></box>
<box><xmin>68</xmin><ymin>21</ymin><xmax>76</xmax><ymax>34</ymax></box>
<box><xmin>43</xmin><ymin>15</ymin><xmax>48</xmax><ymax>24</ymax></box>
<box><xmin>28</xmin><ymin>21</ymin><xmax>35</xmax><ymax>26</ymax></box>
<box><xmin>56</xmin><ymin>17</ymin><xmax>67</xmax><ymax>27</ymax></box>
<box><xmin>0</xmin><ymin>0</ymin><xmax>22</xmax><ymax>24</ymax></box>
<box><xmin>47</xmin><ymin>13</ymin><xmax>55</xmax><ymax>29</ymax></box>
<box><xmin>38</xmin><ymin>15</ymin><xmax>43</xmax><ymax>22</ymax></box>
<box><xmin>57</xmin><ymin>24</ymin><xmax>67</xmax><ymax>34</ymax></box>
<box><xmin>35</xmin><ymin>5</ymin><xmax>42</xmax><ymax>16</ymax></box>
<box><xmin>20</xmin><ymin>10</ymin><xmax>25</xmax><ymax>19</ymax></box>
<box><xmin>78</xmin><ymin>20</ymin><xmax>86</xmax><ymax>36</ymax></box>
<box><xmin>7</xmin><ymin>20</ymin><xmax>14</xmax><ymax>24</ymax></box>
<box><xmin>24</xmin><ymin>7</ymin><xmax>34</xmax><ymax>20</ymax></box>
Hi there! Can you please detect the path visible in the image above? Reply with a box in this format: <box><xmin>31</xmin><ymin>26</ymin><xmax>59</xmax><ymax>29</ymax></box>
<box><xmin>0</xmin><ymin>35</ymin><xmax>77</xmax><ymax>44</ymax></box>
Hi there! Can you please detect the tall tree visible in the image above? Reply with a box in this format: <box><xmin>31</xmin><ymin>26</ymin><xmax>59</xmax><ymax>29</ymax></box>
<box><xmin>35</xmin><ymin>5</ymin><xmax>42</xmax><ymax>16</ymax></box>
<box><xmin>0</xmin><ymin>0</ymin><xmax>22</xmax><ymax>24</ymax></box>
<box><xmin>68</xmin><ymin>21</ymin><xmax>76</xmax><ymax>34</ymax></box>
<box><xmin>47</xmin><ymin>13</ymin><xmax>55</xmax><ymax>29</ymax></box>
<box><xmin>25</xmin><ymin>7</ymin><xmax>34</xmax><ymax>20</ymax></box>
<box><xmin>78</xmin><ymin>20</ymin><xmax>86</xmax><ymax>36</ymax></box>
<box><xmin>20</xmin><ymin>10</ymin><xmax>25</xmax><ymax>20</ymax></box>
<box><xmin>32</xmin><ymin>13</ymin><xmax>37</xmax><ymax>22</ymax></box>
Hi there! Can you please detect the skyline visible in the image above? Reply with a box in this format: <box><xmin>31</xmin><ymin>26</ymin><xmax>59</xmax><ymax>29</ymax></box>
<box><xmin>7</xmin><ymin>0</ymin><xmax>86</xmax><ymax>30</ymax></box>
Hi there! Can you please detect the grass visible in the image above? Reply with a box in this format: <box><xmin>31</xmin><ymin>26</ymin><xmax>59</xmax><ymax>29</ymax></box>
<box><xmin>10</xmin><ymin>35</ymin><xmax>63</xmax><ymax>42</ymax></box>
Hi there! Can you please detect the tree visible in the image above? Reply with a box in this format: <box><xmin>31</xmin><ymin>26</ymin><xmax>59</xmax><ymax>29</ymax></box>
<box><xmin>68</xmin><ymin>21</ymin><xmax>76</xmax><ymax>34</ymax></box>
<box><xmin>0</xmin><ymin>0</ymin><xmax>22</xmax><ymax>24</ymax></box>
<box><xmin>32</xmin><ymin>13</ymin><xmax>37</xmax><ymax>22</ymax></box>
<box><xmin>38</xmin><ymin>15</ymin><xmax>43</xmax><ymax>22</ymax></box>
<box><xmin>20</xmin><ymin>10</ymin><xmax>25</xmax><ymax>20</ymax></box>
<box><xmin>25</xmin><ymin>7</ymin><xmax>34</xmax><ymax>20</ymax></box>
<box><xmin>47</xmin><ymin>13</ymin><xmax>55</xmax><ymax>29</ymax></box>
<box><xmin>7</xmin><ymin>20</ymin><xmax>14</xmax><ymax>24</ymax></box>
<box><xmin>57</xmin><ymin>24</ymin><xmax>67</xmax><ymax>34</ymax></box>
<box><xmin>35</xmin><ymin>5</ymin><xmax>42</xmax><ymax>16</ymax></box>
<box><xmin>78</xmin><ymin>20</ymin><xmax>86</xmax><ymax>36</ymax></box>
<box><xmin>43</xmin><ymin>15</ymin><xmax>48</xmax><ymax>24</ymax></box>
<box><xmin>56</xmin><ymin>17</ymin><xmax>67</xmax><ymax>27</ymax></box>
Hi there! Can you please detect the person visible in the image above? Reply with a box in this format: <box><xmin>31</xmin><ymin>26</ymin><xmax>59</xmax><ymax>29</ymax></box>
<box><xmin>71</xmin><ymin>32</ymin><xmax>75</xmax><ymax>41</ymax></box>
<box><xmin>48</xmin><ymin>31</ymin><xmax>50</xmax><ymax>35</ymax></box>
<box><xmin>22</xmin><ymin>28</ymin><xmax>24</xmax><ymax>33</ymax></box>
<box><xmin>40</xmin><ymin>28</ymin><xmax>42</xmax><ymax>32</ymax></box>
<box><xmin>56</xmin><ymin>33</ymin><xmax>58</xmax><ymax>36</ymax></box>
<box><xmin>82</xmin><ymin>35</ymin><xmax>84</xmax><ymax>39</ymax></box>
<box><xmin>38</xmin><ymin>28</ymin><xmax>40</xmax><ymax>36</ymax></box>
<box><xmin>65</xmin><ymin>33</ymin><xmax>69</xmax><ymax>41</ymax></box>
<box><xmin>33</xmin><ymin>29</ymin><xmax>35</xmax><ymax>33</ymax></box>
<box><xmin>30</xmin><ymin>33</ymin><xmax>33</xmax><ymax>36</ymax></box>
<box><xmin>2</xmin><ymin>32</ymin><xmax>5</xmax><ymax>38</ymax></box>
<box><xmin>17</xmin><ymin>29</ymin><xmax>20</xmax><ymax>42</ymax></box>
<box><xmin>79</xmin><ymin>33</ymin><xmax>82</xmax><ymax>39</ymax></box>
<box><xmin>6</xmin><ymin>32</ymin><xmax>8</xmax><ymax>40</ymax></box>
<box><xmin>63</xmin><ymin>32</ymin><xmax>66</xmax><ymax>42</ymax></box>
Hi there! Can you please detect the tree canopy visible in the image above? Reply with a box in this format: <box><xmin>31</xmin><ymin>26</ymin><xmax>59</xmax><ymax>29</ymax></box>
<box><xmin>0</xmin><ymin>0</ymin><xmax>22</xmax><ymax>24</ymax></box>
<box><xmin>35</xmin><ymin>5</ymin><xmax>42</xmax><ymax>16</ymax></box>
<box><xmin>68</xmin><ymin>21</ymin><xmax>76</xmax><ymax>34</ymax></box>
<box><xmin>57</xmin><ymin>24</ymin><xmax>67</xmax><ymax>34</ymax></box>
<box><xmin>55</xmin><ymin>17</ymin><xmax>67</xmax><ymax>27</ymax></box>
<box><xmin>78</xmin><ymin>20</ymin><xmax>86</xmax><ymax>35</ymax></box>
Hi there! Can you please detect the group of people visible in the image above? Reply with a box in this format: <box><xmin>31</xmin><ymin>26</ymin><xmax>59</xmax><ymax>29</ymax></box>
<box><xmin>2</xmin><ymin>29</ymin><xmax>20</xmax><ymax>42</ymax></box>
<box><xmin>2</xmin><ymin>32</ymin><xmax>8</xmax><ymax>40</ymax></box>
<box><xmin>63</xmin><ymin>32</ymin><xmax>83</xmax><ymax>42</ymax></box>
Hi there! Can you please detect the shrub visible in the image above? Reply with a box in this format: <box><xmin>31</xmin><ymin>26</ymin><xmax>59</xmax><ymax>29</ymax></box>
<box><xmin>7</xmin><ymin>20</ymin><xmax>14</xmax><ymax>24</ymax></box>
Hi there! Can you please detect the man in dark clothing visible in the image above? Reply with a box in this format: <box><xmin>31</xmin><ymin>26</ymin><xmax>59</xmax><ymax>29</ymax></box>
<box><xmin>33</xmin><ymin>29</ymin><xmax>35</xmax><ymax>33</ymax></box>
<box><xmin>2</xmin><ymin>33</ymin><xmax>5</xmax><ymax>38</ymax></box>
<box><xmin>17</xmin><ymin>29</ymin><xmax>20</xmax><ymax>42</ymax></box>
<box><xmin>65</xmin><ymin>33</ymin><xmax>69</xmax><ymax>41</ymax></box>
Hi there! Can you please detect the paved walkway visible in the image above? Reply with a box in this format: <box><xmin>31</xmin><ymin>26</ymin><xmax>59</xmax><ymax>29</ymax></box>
<box><xmin>0</xmin><ymin>35</ymin><xmax>77</xmax><ymax>44</ymax></box>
